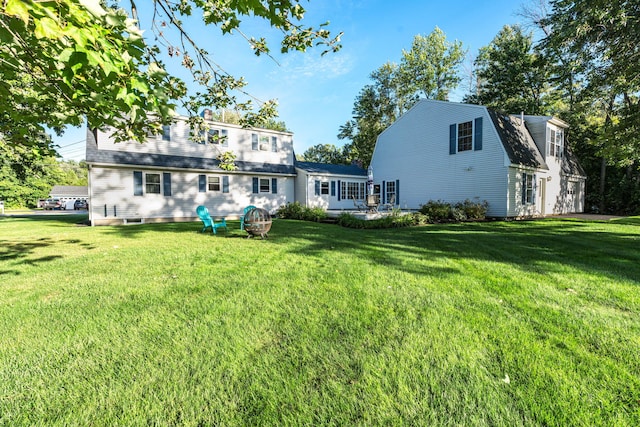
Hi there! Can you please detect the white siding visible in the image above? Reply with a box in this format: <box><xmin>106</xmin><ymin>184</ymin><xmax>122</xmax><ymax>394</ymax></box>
<box><xmin>95</xmin><ymin>120</ymin><xmax>294</xmax><ymax>167</ymax></box>
<box><xmin>88</xmin><ymin>116</ymin><xmax>296</xmax><ymax>225</ymax></box>
<box><xmin>294</xmin><ymin>168</ymin><xmax>367</xmax><ymax>210</ymax></box>
<box><xmin>88</xmin><ymin>168</ymin><xmax>293</xmax><ymax>225</ymax></box>
<box><xmin>370</xmin><ymin>100</ymin><xmax>509</xmax><ymax>217</ymax></box>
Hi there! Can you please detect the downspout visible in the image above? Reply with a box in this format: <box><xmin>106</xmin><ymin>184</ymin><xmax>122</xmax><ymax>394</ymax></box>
<box><xmin>88</xmin><ymin>164</ymin><xmax>94</xmax><ymax>226</ymax></box>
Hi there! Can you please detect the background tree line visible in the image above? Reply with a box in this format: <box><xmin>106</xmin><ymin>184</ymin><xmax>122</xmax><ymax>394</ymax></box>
<box><xmin>0</xmin><ymin>135</ymin><xmax>87</xmax><ymax>208</ymax></box>
<box><xmin>310</xmin><ymin>0</ymin><xmax>639</xmax><ymax>215</ymax></box>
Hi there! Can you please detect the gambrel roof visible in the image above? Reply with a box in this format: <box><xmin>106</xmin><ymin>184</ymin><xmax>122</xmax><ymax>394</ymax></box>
<box><xmin>488</xmin><ymin>110</ymin><xmax>549</xmax><ymax>170</ymax></box>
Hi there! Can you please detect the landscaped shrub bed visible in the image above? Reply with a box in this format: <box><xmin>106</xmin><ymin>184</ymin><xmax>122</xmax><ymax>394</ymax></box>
<box><xmin>336</xmin><ymin>211</ymin><xmax>430</xmax><ymax>229</ymax></box>
<box><xmin>419</xmin><ymin>199</ymin><xmax>489</xmax><ymax>222</ymax></box>
<box><xmin>337</xmin><ymin>199</ymin><xmax>489</xmax><ymax>229</ymax></box>
<box><xmin>276</xmin><ymin>201</ymin><xmax>327</xmax><ymax>222</ymax></box>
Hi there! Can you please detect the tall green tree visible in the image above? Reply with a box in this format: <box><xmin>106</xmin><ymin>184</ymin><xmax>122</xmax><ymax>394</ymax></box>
<box><xmin>397</xmin><ymin>28</ymin><xmax>466</xmax><ymax>101</ymax></box>
<box><xmin>468</xmin><ymin>25</ymin><xmax>552</xmax><ymax>115</ymax></box>
<box><xmin>0</xmin><ymin>0</ymin><xmax>341</xmax><ymax>149</ymax></box>
<box><xmin>338</xmin><ymin>62</ymin><xmax>413</xmax><ymax>167</ymax></box>
<box><xmin>0</xmin><ymin>133</ymin><xmax>55</xmax><ymax>207</ymax></box>
<box><xmin>541</xmin><ymin>0</ymin><xmax>640</xmax><ymax>213</ymax></box>
<box><xmin>339</xmin><ymin>28</ymin><xmax>466</xmax><ymax>167</ymax></box>
<box><xmin>301</xmin><ymin>144</ymin><xmax>351</xmax><ymax>164</ymax></box>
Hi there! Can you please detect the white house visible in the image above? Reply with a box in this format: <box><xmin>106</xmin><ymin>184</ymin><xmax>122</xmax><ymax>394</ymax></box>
<box><xmin>85</xmin><ymin>115</ymin><xmax>299</xmax><ymax>226</ymax></box>
<box><xmin>369</xmin><ymin>99</ymin><xmax>586</xmax><ymax>217</ymax></box>
<box><xmin>294</xmin><ymin>161</ymin><xmax>367</xmax><ymax>210</ymax></box>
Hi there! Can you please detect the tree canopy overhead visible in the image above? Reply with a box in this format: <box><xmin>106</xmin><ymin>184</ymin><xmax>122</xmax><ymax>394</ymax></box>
<box><xmin>0</xmin><ymin>0</ymin><xmax>342</xmax><ymax>146</ymax></box>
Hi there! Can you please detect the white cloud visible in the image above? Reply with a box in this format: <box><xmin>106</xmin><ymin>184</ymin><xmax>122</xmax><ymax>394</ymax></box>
<box><xmin>271</xmin><ymin>52</ymin><xmax>354</xmax><ymax>82</ymax></box>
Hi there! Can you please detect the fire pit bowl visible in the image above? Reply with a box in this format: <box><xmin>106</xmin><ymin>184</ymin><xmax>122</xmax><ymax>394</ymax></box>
<box><xmin>243</xmin><ymin>208</ymin><xmax>272</xmax><ymax>239</ymax></box>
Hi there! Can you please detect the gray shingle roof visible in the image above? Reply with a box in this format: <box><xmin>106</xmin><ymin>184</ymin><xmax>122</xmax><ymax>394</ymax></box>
<box><xmin>488</xmin><ymin>110</ymin><xmax>548</xmax><ymax>170</ymax></box>
<box><xmin>295</xmin><ymin>161</ymin><xmax>367</xmax><ymax>176</ymax></box>
<box><xmin>87</xmin><ymin>148</ymin><xmax>296</xmax><ymax>175</ymax></box>
<box><xmin>562</xmin><ymin>145</ymin><xmax>586</xmax><ymax>177</ymax></box>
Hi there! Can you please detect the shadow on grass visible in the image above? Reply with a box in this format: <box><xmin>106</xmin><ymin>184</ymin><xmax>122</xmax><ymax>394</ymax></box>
<box><xmin>0</xmin><ymin>238</ymin><xmax>64</xmax><ymax>276</ymax></box>
<box><xmin>270</xmin><ymin>218</ymin><xmax>640</xmax><ymax>286</ymax></box>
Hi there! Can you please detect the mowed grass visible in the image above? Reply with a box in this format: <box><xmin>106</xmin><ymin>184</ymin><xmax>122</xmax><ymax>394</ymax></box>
<box><xmin>0</xmin><ymin>214</ymin><xmax>639</xmax><ymax>426</ymax></box>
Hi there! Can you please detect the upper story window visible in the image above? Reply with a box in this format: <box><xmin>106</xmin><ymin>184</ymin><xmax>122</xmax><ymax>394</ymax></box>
<box><xmin>252</xmin><ymin>133</ymin><xmax>279</xmax><ymax>152</ymax></box>
<box><xmin>208</xmin><ymin>128</ymin><xmax>228</xmax><ymax>146</ymax></box>
<box><xmin>196</xmin><ymin>127</ymin><xmax>229</xmax><ymax>145</ymax></box>
<box><xmin>457</xmin><ymin>121</ymin><xmax>473</xmax><ymax>152</ymax></box>
<box><xmin>548</xmin><ymin>128</ymin><xmax>563</xmax><ymax>157</ymax></box>
<box><xmin>449</xmin><ymin>117</ymin><xmax>483</xmax><ymax>155</ymax></box>
<box><xmin>162</xmin><ymin>125</ymin><xmax>171</xmax><ymax>141</ymax></box>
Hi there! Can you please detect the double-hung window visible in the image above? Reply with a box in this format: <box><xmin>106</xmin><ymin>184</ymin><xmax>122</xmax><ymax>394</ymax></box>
<box><xmin>450</xmin><ymin>117</ymin><xmax>483</xmax><ymax>154</ymax></box>
<box><xmin>259</xmin><ymin>178</ymin><xmax>270</xmax><ymax>192</ymax></box>
<box><xmin>134</xmin><ymin>171</ymin><xmax>168</xmax><ymax>196</ymax></box>
<box><xmin>208</xmin><ymin>128</ymin><xmax>228</xmax><ymax>146</ymax></box>
<box><xmin>548</xmin><ymin>128</ymin><xmax>563</xmax><ymax>157</ymax></box>
<box><xmin>522</xmin><ymin>173</ymin><xmax>534</xmax><ymax>205</ymax></box>
<box><xmin>145</xmin><ymin>173</ymin><xmax>161</xmax><ymax>194</ymax></box>
<box><xmin>252</xmin><ymin>133</ymin><xmax>278</xmax><ymax>151</ymax></box>
<box><xmin>321</xmin><ymin>182</ymin><xmax>329</xmax><ymax>195</ymax></box>
<box><xmin>457</xmin><ymin>121</ymin><xmax>473</xmax><ymax>152</ymax></box>
<box><xmin>208</xmin><ymin>176</ymin><xmax>220</xmax><ymax>192</ymax></box>
<box><xmin>162</xmin><ymin>125</ymin><xmax>171</xmax><ymax>141</ymax></box>
<box><xmin>199</xmin><ymin>175</ymin><xmax>229</xmax><ymax>193</ymax></box>
<box><xmin>385</xmin><ymin>181</ymin><xmax>396</xmax><ymax>204</ymax></box>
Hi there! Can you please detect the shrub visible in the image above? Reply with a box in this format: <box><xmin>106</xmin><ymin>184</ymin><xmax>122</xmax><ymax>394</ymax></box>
<box><xmin>276</xmin><ymin>202</ymin><xmax>327</xmax><ymax>222</ymax></box>
<box><xmin>455</xmin><ymin>199</ymin><xmax>489</xmax><ymax>220</ymax></box>
<box><xmin>419</xmin><ymin>200</ymin><xmax>452</xmax><ymax>222</ymax></box>
<box><xmin>419</xmin><ymin>199</ymin><xmax>489</xmax><ymax>223</ymax></box>
<box><xmin>336</xmin><ymin>212</ymin><xmax>430</xmax><ymax>229</ymax></box>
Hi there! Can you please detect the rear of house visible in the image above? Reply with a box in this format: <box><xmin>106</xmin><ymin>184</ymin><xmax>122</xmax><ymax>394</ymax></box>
<box><xmin>86</xmin><ymin>116</ymin><xmax>296</xmax><ymax>226</ymax></box>
<box><xmin>370</xmin><ymin>99</ymin><xmax>586</xmax><ymax>217</ymax></box>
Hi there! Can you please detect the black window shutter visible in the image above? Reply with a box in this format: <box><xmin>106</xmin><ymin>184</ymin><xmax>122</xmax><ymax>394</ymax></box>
<box><xmin>271</xmin><ymin>178</ymin><xmax>277</xmax><ymax>194</ymax></box>
<box><xmin>252</xmin><ymin>177</ymin><xmax>259</xmax><ymax>193</ymax></box>
<box><xmin>474</xmin><ymin>117</ymin><xmax>483</xmax><ymax>151</ymax></box>
<box><xmin>521</xmin><ymin>173</ymin><xmax>526</xmax><ymax>205</ymax></box>
<box><xmin>330</xmin><ymin>181</ymin><xmax>335</xmax><ymax>196</ymax></box>
<box><xmin>449</xmin><ymin>124</ymin><xmax>457</xmax><ymax>155</ymax></box>
<box><xmin>396</xmin><ymin>179</ymin><xmax>400</xmax><ymax>206</ymax></box>
<box><xmin>163</xmin><ymin>172</ymin><xmax>172</xmax><ymax>196</ymax></box>
<box><xmin>222</xmin><ymin>176</ymin><xmax>229</xmax><ymax>193</ymax></box>
<box><xmin>134</xmin><ymin>171</ymin><xmax>143</xmax><ymax>196</ymax></box>
<box><xmin>198</xmin><ymin>174</ymin><xmax>206</xmax><ymax>192</ymax></box>
<box><xmin>314</xmin><ymin>180</ymin><xmax>320</xmax><ymax>196</ymax></box>
<box><xmin>337</xmin><ymin>180</ymin><xmax>341</xmax><ymax>200</ymax></box>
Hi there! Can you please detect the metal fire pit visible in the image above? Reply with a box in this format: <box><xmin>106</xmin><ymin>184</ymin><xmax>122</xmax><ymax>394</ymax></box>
<box><xmin>243</xmin><ymin>207</ymin><xmax>272</xmax><ymax>239</ymax></box>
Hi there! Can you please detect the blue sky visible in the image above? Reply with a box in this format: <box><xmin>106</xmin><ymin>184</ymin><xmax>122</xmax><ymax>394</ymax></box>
<box><xmin>55</xmin><ymin>0</ymin><xmax>528</xmax><ymax>161</ymax></box>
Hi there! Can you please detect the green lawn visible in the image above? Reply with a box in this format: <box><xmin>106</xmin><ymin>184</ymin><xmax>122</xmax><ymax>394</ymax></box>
<box><xmin>1</xmin><ymin>214</ymin><xmax>639</xmax><ymax>426</ymax></box>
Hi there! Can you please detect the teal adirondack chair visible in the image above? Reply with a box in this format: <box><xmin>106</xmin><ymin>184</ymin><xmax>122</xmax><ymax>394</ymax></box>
<box><xmin>240</xmin><ymin>205</ymin><xmax>256</xmax><ymax>230</ymax></box>
<box><xmin>196</xmin><ymin>205</ymin><xmax>227</xmax><ymax>234</ymax></box>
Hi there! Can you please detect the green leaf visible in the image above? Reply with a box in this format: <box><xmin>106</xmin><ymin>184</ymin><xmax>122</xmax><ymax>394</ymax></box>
<box><xmin>4</xmin><ymin>0</ymin><xmax>30</xmax><ymax>25</ymax></box>
<box><xmin>34</xmin><ymin>17</ymin><xmax>61</xmax><ymax>40</ymax></box>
